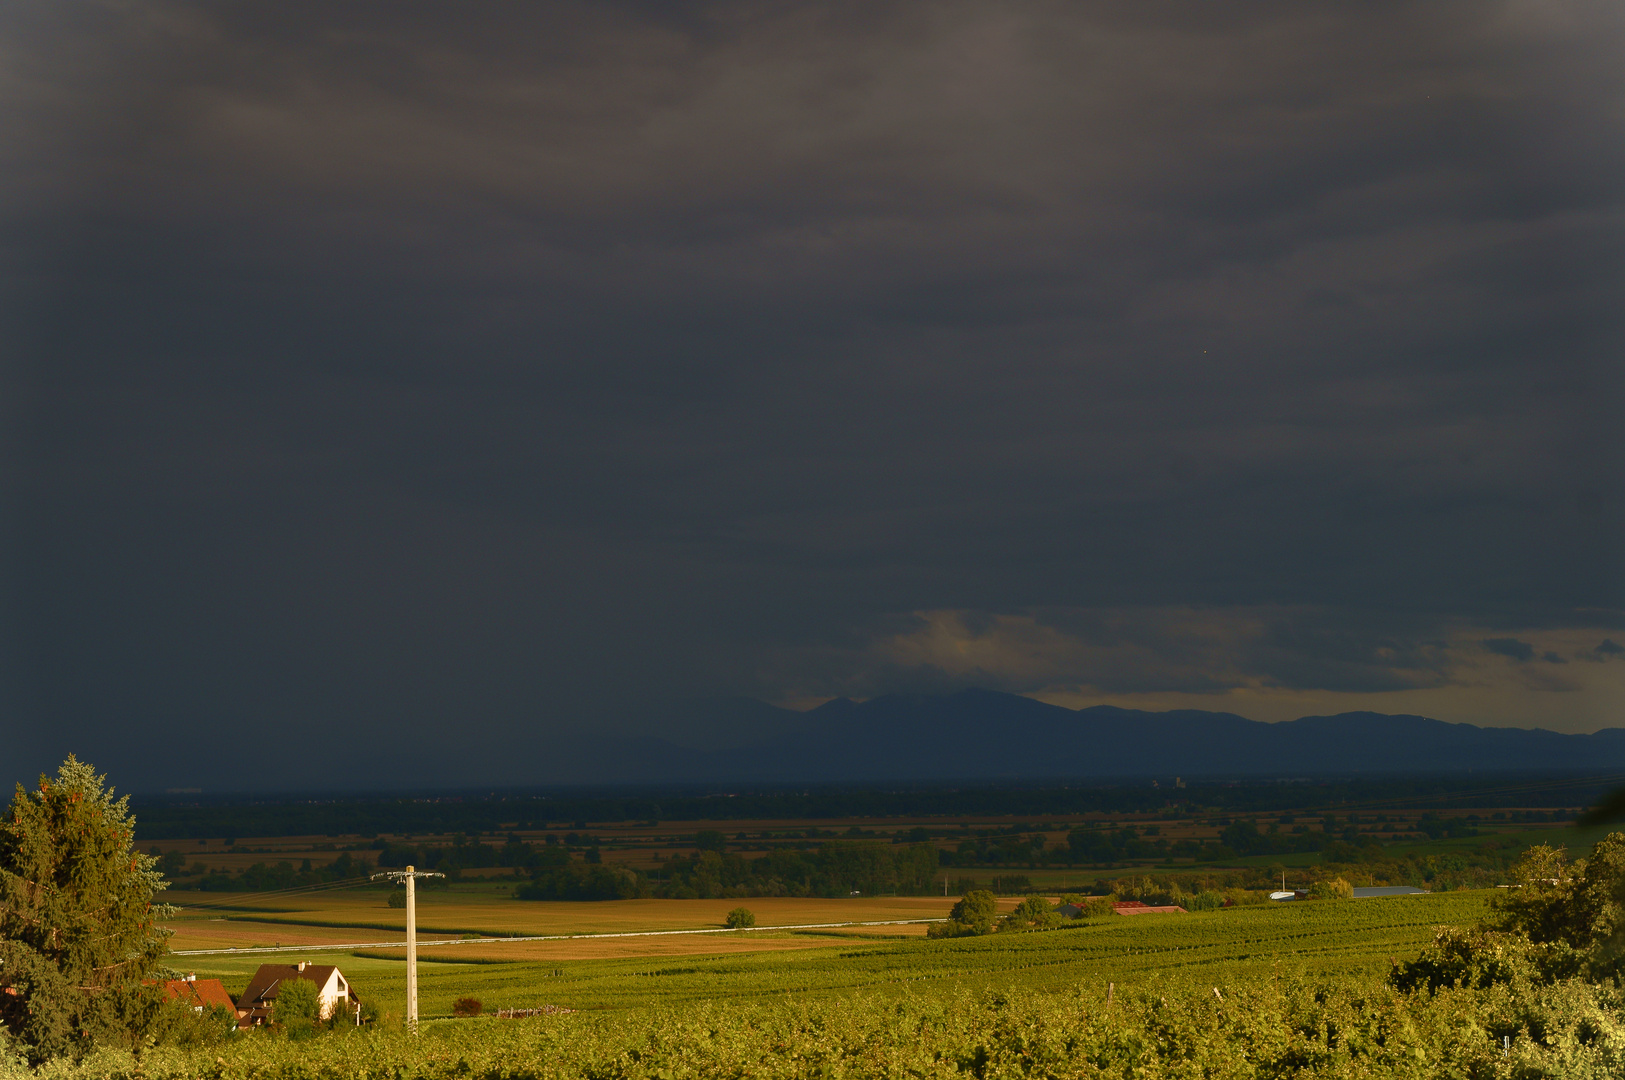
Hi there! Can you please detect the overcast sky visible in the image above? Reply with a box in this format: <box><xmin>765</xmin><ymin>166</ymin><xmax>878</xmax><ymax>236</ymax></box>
<box><xmin>3</xmin><ymin>1</ymin><xmax>1622</xmax><ymax>790</ymax></box>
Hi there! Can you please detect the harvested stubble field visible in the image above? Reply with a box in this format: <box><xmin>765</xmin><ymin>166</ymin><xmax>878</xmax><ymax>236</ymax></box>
<box><xmin>170</xmin><ymin>891</ymin><xmax>1491</xmax><ymax>1023</ymax></box>
<box><xmin>166</xmin><ymin>893</ymin><xmax>963</xmax><ymax>943</ymax></box>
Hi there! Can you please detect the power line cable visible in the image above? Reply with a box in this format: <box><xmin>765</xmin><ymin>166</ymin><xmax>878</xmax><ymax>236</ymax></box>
<box><xmin>166</xmin><ymin>875</ymin><xmax>380</xmax><ymax>911</ymax></box>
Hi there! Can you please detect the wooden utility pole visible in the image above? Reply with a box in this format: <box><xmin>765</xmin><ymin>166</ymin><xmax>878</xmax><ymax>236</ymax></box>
<box><xmin>372</xmin><ymin>864</ymin><xmax>445</xmax><ymax>1031</ymax></box>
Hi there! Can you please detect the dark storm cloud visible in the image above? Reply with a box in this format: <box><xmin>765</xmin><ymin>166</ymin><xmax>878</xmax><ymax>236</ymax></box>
<box><xmin>2</xmin><ymin>1</ymin><xmax>1623</xmax><ymax>787</ymax></box>
<box><xmin>755</xmin><ymin>606</ymin><xmax>1462</xmax><ymax>703</ymax></box>
<box><xmin>1483</xmin><ymin>638</ymin><xmax>1537</xmax><ymax>662</ymax></box>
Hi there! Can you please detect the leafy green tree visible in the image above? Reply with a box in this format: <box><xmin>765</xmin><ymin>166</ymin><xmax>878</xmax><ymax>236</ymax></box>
<box><xmin>1389</xmin><ymin>926</ymin><xmax>1536</xmax><ymax>994</ymax></box>
<box><xmin>1493</xmin><ymin>833</ymin><xmax>1625</xmax><ymax>981</ymax></box>
<box><xmin>0</xmin><ymin>757</ymin><xmax>173</xmax><ymax>1063</ymax></box>
<box><xmin>999</xmin><ymin>895</ymin><xmax>1059</xmax><ymax>931</ymax></box>
<box><xmin>151</xmin><ymin>1002</ymin><xmax>238</xmax><ymax>1047</ymax></box>
<box><xmin>1068</xmin><ymin>827</ymin><xmax>1113</xmax><ymax>863</ymax></box>
<box><xmin>1184</xmin><ymin>890</ymin><xmax>1227</xmax><ymax>911</ymax></box>
<box><xmin>1389</xmin><ymin>835</ymin><xmax>1625</xmax><ymax>996</ymax></box>
<box><xmin>929</xmin><ymin>888</ymin><xmax>999</xmax><ymax>938</ymax></box>
<box><xmin>274</xmin><ymin>976</ymin><xmax>319</xmax><ymax>1037</ymax></box>
<box><xmin>1307</xmin><ymin>877</ymin><xmax>1353</xmax><ymax>900</ymax></box>
<box><xmin>725</xmin><ymin>906</ymin><xmax>756</xmax><ymax>928</ymax></box>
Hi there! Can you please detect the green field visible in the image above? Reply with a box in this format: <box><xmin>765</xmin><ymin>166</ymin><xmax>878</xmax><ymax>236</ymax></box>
<box><xmin>177</xmin><ymin>891</ymin><xmax>1492</xmax><ymax>1021</ymax></box>
<box><xmin>94</xmin><ymin>887</ymin><xmax>1625</xmax><ymax>1080</ymax></box>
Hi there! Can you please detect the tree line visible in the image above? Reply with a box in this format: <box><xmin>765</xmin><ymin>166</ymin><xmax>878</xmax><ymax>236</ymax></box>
<box><xmin>128</xmin><ymin>777</ymin><xmax>1593</xmax><ymax>840</ymax></box>
<box><xmin>511</xmin><ymin>840</ymin><xmax>942</xmax><ymax>901</ymax></box>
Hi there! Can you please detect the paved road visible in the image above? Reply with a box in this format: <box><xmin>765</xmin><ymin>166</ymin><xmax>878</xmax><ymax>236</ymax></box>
<box><xmin>170</xmin><ymin>918</ymin><xmax>947</xmax><ymax>956</ymax></box>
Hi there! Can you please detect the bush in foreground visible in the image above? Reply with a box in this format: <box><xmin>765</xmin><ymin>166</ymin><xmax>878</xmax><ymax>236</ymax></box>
<box><xmin>11</xmin><ymin>977</ymin><xmax>1625</xmax><ymax>1080</ymax></box>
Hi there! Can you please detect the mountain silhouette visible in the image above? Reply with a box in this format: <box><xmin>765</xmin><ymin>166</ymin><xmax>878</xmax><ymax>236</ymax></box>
<box><xmin>588</xmin><ymin>689</ymin><xmax>1625</xmax><ymax>782</ymax></box>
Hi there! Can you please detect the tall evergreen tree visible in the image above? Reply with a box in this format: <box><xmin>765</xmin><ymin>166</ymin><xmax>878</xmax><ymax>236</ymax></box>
<box><xmin>0</xmin><ymin>757</ymin><xmax>173</xmax><ymax>1062</ymax></box>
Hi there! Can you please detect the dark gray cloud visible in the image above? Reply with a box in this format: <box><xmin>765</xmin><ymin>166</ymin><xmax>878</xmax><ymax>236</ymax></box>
<box><xmin>2</xmin><ymin>1</ymin><xmax>1622</xmax><ymax>788</ymax></box>
<box><xmin>1483</xmin><ymin>638</ymin><xmax>1537</xmax><ymax>662</ymax></box>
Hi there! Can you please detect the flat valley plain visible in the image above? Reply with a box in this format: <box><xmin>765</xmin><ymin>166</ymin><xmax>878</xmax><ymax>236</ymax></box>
<box><xmin>166</xmin><ymin>892</ymin><xmax>955</xmax><ymax>954</ymax></box>
<box><xmin>167</xmin><ymin>889</ymin><xmax>1494</xmax><ymax>1022</ymax></box>
<box><xmin>150</xmin><ymin>796</ymin><xmax>1607</xmax><ymax>1024</ymax></box>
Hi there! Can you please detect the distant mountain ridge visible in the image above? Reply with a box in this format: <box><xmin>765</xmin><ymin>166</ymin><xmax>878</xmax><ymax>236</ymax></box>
<box><xmin>604</xmin><ymin>689</ymin><xmax>1625</xmax><ymax>782</ymax></box>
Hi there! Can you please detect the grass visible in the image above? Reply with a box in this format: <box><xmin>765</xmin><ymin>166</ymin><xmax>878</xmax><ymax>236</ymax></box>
<box><xmin>171</xmin><ymin>890</ymin><xmax>1493</xmax><ymax>1022</ymax></box>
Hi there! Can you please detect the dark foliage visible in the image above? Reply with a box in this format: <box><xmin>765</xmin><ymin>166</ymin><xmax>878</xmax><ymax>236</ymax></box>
<box><xmin>0</xmin><ymin>758</ymin><xmax>173</xmax><ymax>1064</ymax></box>
<box><xmin>652</xmin><ymin>841</ymin><xmax>939</xmax><ymax>899</ymax></box>
<box><xmin>130</xmin><ymin>778</ymin><xmax>1591</xmax><ymax>841</ymax></box>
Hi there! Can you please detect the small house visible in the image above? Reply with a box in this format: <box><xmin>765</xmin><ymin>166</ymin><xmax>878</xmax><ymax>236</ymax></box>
<box><xmin>237</xmin><ymin>962</ymin><xmax>361</xmax><ymax>1028</ymax></box>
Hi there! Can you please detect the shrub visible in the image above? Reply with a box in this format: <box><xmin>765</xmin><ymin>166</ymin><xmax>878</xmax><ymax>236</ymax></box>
<box><xmin>1059</xmin><ymin>893</ymin><xmax>1118</xmax><ymax>918</ymax></box>
<box><xmin>1307</xmin><ymin>877</ymin><xmax>1353</xmax><ymax>900</ymax></box>
<box><xmin>273</xmin><ymin>978</ymin><xmax>319</xmax><ymax>1038</ymax></box>
<box><xmin>1491</xmin><ymin>832</ymin><xmax>1625</xmax><ymax>982</ymax></box>
<box><xmin>387</xmin><ymin>889</ymin><xmax>407</xmax><ymax>908</ymax></box>
<box><xmin>725</xmin><ymin>907</ymin><xmax>756</xmax><ymax>929</ymax></box>
<box><xmin>930</xmin><ymin>888</ymin><xmax>998</xmax><ymax>937</ymax></box>
<box><xmin>151</xmin><ymin>1003</ymin><xmax>238</xmax><ymax>1047</ymax></box>
<box><xmin>451</xmin><ymin>997</ymin><xmax>483</xmax><ymax>1018</ymax></box>
<box><xmin>998</xmin><ymin>895</ymin><xmax>1059</xmax><ymax>931</ymax></box>
<box><xmin>1389</xmin><ymin>927</ymin><xmax>1541</xmax><ymax>994</ymax></box>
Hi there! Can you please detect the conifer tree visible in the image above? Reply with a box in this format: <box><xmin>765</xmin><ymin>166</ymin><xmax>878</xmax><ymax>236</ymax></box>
<box><xmin>0</xmin><ymin>756</ymin><xmax>173</xmax><ymax>1062</ymax></box>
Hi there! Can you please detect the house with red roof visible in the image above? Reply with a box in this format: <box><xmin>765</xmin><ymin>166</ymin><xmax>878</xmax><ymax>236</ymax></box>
<box><xmin>1112</xmin><ymin>900</ymin><xmax>1187</xmax><ymax>915</ymax></box>
<box><xmin>156</xmin><ymin>974</ymin><xmax>237</xmax><ymax>1013</ymax></box>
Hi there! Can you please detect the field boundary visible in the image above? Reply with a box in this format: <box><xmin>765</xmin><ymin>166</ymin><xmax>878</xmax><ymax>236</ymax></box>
<box><xmin>170</xmin><ymin>918</ymin><xmax>948</xmax><ymax>956</ymax></box>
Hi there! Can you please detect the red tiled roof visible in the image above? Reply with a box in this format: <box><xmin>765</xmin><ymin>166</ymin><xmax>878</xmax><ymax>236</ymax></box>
<box><xmin>158</xmin><ymin>978</ymin><xmax>236</xmax><ymax>1010</ymax></box>
<box><xmin>1112</xmin><ymin>901</ymin><xmax>1187</xmax><ymax>915</ymax></box>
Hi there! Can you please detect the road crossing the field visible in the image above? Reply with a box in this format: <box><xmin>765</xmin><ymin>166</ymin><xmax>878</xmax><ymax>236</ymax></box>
<box><xmin>169</xmin><ymin>917</ymin><xmax>949</xmax><ymax>955</ymax></box>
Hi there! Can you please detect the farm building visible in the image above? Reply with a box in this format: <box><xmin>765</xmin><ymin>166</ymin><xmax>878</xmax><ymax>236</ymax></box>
<box><xmin>1112</xmin><ymin>900</ymin><xmax>1186</xmax><ymax>915</ymax></box>
<box><xmin>237</xmin><ymin>962</ymin><xmax>362</xmax><ymax>1028</ymax></box>
<box><xmin>155</xmin><ymin>974</ymin><xmax>235</xmax><ymax>1013</ymax></box>
<box><xmin>1271</xmin><ymin>886</ymin><xmax>1430</xmax><ymax>901</ymax></box>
